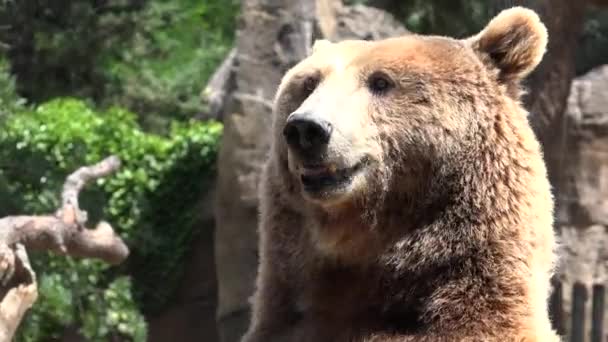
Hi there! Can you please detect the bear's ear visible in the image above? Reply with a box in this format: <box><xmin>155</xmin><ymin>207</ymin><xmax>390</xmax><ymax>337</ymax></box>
<box><xmin>467</xmin><ymin>7</ymin><xmax>547</xmax><ymax>83</ymax></box>
<box><xmin>311</xmin><ymin>39</ymin><xmax>333</xmax><ymax>55</ymax></box>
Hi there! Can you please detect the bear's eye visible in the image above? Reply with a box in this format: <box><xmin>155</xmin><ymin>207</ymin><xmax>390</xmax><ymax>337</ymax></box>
<box><xmin>302</xmin><ymin>76</ymin><xmax>319</xmax><ymax>97</ymax></box>
<box><xmin>367</xmin><ymin>72</ymin><xmax>394</xmax><ymax>95</ymax></box>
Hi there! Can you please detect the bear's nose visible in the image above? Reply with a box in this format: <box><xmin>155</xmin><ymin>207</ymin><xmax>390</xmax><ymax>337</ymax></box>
<box><xmin>283</xmin><ymin>112</ymin><xmax>333</xmax><ymax>153</ymax></box>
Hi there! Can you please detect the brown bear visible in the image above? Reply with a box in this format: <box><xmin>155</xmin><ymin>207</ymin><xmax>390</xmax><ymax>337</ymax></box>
<box><xmin>242</xmin><ymin>7</ymin><xmax>558</xmax><ymax>342</ymax></box>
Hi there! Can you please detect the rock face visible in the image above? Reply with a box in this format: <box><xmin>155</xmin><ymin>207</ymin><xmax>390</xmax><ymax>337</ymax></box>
<box><xmin>213</xmin><ymin>1</ymin><xmax>316</xmax><ymax>341</ymax></box>
<box><xmin>555</xmin><ymin>65</ymin><xmax>608</xmax><ymax>340</ymax></box>
<box><xmin>213</xmin><ymin>1</ymin><xmax>409</xmax><ymax>341</ymax></box>
<box><xmin>320</xmin><ymin>3</ymin><xmax>409</xmax><ymax>41</ymax></box>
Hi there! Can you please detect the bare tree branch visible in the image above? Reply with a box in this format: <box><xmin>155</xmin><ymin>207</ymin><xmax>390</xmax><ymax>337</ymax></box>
<box><xmin>0</xmin><ymin>216</ymin><xmax>128</xmax><ymax>265</ymax></box>
<box><xmin>0</xmin><ymin>156</ymin><xmax>129</xmax><ymax>340</ymax></box>
<box><xmin>0</xmin><ymin>156</ymin><xmax>128</xmax><ymax>264</ymax></box>
<box><xmin>0</xmin><ymin>244</ymin><xmax>36</xmax><ymax>342</ymax></box>
<box><xmin>59</xmin><ymin>155</ymin><xmax>121</xmax><ymax>224</ymax></box>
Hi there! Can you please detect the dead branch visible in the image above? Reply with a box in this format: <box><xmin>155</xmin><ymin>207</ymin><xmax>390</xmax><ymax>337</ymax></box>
<box><xmin>0</xmin><ymin>244</ymin><xmax>36</xmax><ymax>342</ymax></box>
<box><xmin>0</xmin><ymin>155</ymin><xmax>128</xmax><ymax>264</ymax></box>
<box><xmin>59</xmin><ymin>155</ymin><xmax>121</xmax><ymax>225</ymax></box>
<box><xmin>0</xmin><ymin>216</ymin><xmax>128</xmax><ymax>265</ymax></box>
<box><xmin>0</xmin><ymin>156</ymin><xmax>129</xmax><ymax>340</ymax></box>
<box><xmin>197</xmin><ymin>48</ymin><xmax>237</xmax><ymax>121</ymax></box>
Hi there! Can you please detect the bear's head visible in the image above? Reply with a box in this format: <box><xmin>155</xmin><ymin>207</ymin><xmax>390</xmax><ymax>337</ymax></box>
<box><xmin>270</xmin><ymin>7</ymin><xmax>548</xmax><ymax>255</ymax></box>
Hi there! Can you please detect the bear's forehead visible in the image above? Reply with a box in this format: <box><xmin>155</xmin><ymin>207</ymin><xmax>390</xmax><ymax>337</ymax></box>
<box><xmin>306</xmin><ymin>36</ymin><xmax>479</xmax><ymax>76</ymax></box>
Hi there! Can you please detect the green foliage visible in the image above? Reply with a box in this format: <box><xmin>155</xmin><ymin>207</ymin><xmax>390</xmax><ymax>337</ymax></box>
<box><xmin>347</xmin><ymin>0</ymin><xmax>489</xmax><ymax>37</ymax></box>
<box><xmin>19</xmin><ymin>262</ymin><xmax>146</xmax><ymax>342</ymax></box>
<box><xmin>0</xmin><ymin>57</ymin><xmax>24</xmax><ymax>119</ymax></box>
<box><xmin>1</xmin><ymin>0</ymin><xmax>239</xmax><ymax>132</ymax></box>
<box><xmin>395</xmin><ymin>0</ymin><xmax>488</xmax><ymax>37</ymax></box>
<box><xmin>0</xmin><ymin>0</ymin><xmax>235</xmax><ymax>339</ymax></box>
<box><xmin>105</xmin><ymin>0</ymin><xmax>238</xmax><ymax>130</ymax></box>
<box><xmin>577</xmin><ymin>8</ymin><xmax>608</xmax><ymax>75</ymax></box>
<box><xmin>0</xmin><ymin>1</ymin><xmax>145</xmax><ymax>102</ymax></box>
<box><xmin>352</xmin><ymin>1</ymin><xmax>608</xmax><ymax>75</ymax></box>
<box><xmin>86</xmin><ymin>276</ymin><xmax>147</xmax><ymax>341</ymax></box>
<box><xmin>0</xmin><ymin>98</ymin><xmax>222</xmax><ymax>340</ymax></box>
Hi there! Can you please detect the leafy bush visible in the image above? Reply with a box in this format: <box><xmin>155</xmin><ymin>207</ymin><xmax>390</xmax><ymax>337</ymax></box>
<box><xmin>0</xmin><ymin>57</ymin><xmax>25</xmax><ymax>119</ymax></box>
<box><xmin>0</xmin><ymin>1</ymin><xmax>146</xmax><ymax>102</ymax></box>
<box><xmin>105</xmin><ymin>0</ymin><xmax>239</xmax><ymax>130</ymax></box>
<box><xmin>0</xmin><ymin>98</ymin><xmax>222</xmax><ymax>340</ymax></box>
<box><xmin>346</xmin><ymin>0</ymin><xmax>489</xmax><ymax>37</ymax></box>
<box><xmin>1</xmin><ymin>0</ymin><xmax>239</xmax><ymax>132</ymax></box>
<box><xmin>350</xmin><ymin>1</ymin><xmax>608</xmax><ymax>76</ymax></box>
<box><xmin>577</xmin><ymin>8</ymin><xmax>608</xmax><ymax>75</ymax></box>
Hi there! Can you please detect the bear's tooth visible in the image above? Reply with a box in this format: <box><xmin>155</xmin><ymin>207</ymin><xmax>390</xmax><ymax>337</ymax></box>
<box><xmin>328</xmin><ymin>164</ymin><xmax>337</xmax><ymax>173</ymax></box>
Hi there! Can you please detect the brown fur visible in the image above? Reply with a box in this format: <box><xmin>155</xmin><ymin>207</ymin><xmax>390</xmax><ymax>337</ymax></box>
<box><xmin>242</xmin><ymin>7</ymin><xmax>558</xmax><ymax>342</ymax></box>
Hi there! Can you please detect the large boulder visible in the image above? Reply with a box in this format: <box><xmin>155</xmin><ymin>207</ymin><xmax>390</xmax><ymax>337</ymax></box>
<box><xmin>555</xmin><ymin>65</ymin><xmax>608</xmax><ymax>340</ymax></box>
<box><xmin>318</xmin><ymin>2</ymin><xmax>409</xmax><ymax>41</ymax></box>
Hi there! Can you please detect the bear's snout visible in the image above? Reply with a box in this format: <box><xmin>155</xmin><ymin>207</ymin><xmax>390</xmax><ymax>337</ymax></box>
<box><xmin>283</xmin><ymin>111</ymin><xmax>333</xmax><ymax>158</ymax></box>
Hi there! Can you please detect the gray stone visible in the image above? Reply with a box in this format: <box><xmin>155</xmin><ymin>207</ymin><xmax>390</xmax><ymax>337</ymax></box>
<box><xmin>331</xmin><ymin>3</ymin><xmax>409</xmax><ymax>41</ymax></box>
<box><xmin>555</xmin><ymin>65</ymin><xmax>608</xmax><ymax>340</ymax></box>
<box><xmin>557</xmin><ymin>65</ymin><xmax>608</xmax><ymax>227</ymax></box>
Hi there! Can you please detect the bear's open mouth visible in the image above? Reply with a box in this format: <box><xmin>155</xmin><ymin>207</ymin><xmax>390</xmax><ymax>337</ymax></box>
<box><xmin>300</xmin><ymin>158</ymin><xmax>367</xmax><ymax>193</ymax></box>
